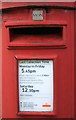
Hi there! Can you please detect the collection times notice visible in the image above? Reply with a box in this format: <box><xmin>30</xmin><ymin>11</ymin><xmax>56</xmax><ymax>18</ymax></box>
<box><xmin>18</xmin><ymin>60</ymin><xmax>53</xmax><ymax>112</ymax></box>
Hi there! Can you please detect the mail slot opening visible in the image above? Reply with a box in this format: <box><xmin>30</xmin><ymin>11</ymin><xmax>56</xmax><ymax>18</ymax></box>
<box><xmin>9</xmin><ymin>26</ymin><xmax>63</xmax><ymax>44</ymax></box>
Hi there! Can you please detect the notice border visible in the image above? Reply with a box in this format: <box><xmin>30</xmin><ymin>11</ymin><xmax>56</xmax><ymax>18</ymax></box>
<box><xmin>15</xmin><ymin>55</ymin><xmax>58</xmax><ymax>116</ymax></box>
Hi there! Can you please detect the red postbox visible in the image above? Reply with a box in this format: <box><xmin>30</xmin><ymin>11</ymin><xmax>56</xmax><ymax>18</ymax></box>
<box><xmin>1</xmin><ymin>2</ymin><xmax>75</xmax><ymax>119</ymax></box>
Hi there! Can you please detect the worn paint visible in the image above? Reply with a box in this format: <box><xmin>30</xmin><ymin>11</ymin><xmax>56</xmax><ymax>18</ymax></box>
<box><xmin>2</xmin><ymin>2</ymin><xmax>74</xmax><ymax>119</ymax></box>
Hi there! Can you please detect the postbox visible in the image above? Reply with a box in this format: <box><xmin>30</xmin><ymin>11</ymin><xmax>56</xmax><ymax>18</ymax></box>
<box><xmin>1</xmin><ymin>2</ymin><xmax>75</xmax><ymax>119</ymax></box>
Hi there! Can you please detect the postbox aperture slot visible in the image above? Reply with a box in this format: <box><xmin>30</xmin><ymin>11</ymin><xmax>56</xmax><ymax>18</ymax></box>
<box><xmin>10</xmin><ymin>27</ymin><xmax>62</xmax><ymax>36</ymax></box>
<box><xmin>9</xmin><ymin>26</ymin><xmax>63</xmax><ymax>44</ymax></box>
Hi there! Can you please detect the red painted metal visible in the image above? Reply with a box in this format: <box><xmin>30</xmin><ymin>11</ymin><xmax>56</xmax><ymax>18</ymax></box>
<box><xmin>0</xmin><ymin>11</ymin><xmax>2</xmax><ymax>119</ymax></box>
<box><xmin>6</xmin><ymin>25</ymin><xmax>67</xmax><ymax>49</ymax></box>
<box><xmin>1</xmin><ymin>2</ymin><xmax>75</xmax><ymax>10</ymax></box>
<box><xmin>2</xmin><ymin>2</ymin><xmax>75</xmax><ymax>119</ymax></box>
<box><xmin>74</xmin><ymin>2</ymin><xmax>76</xmax><ymax>119</ymax></box>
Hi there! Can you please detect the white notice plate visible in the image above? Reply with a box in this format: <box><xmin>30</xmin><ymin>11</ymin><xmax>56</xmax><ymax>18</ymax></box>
<box><xmin>18</xmin><ymin>60</ymin><xmax>54</xmax><ymax>112</ymax></box>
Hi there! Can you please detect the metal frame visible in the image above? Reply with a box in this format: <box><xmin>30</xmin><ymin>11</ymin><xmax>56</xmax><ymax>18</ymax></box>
<box><xmin>15</xmin><ymin>55</ymin><xmax>57</xmax><ymax>116</ymax></box>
